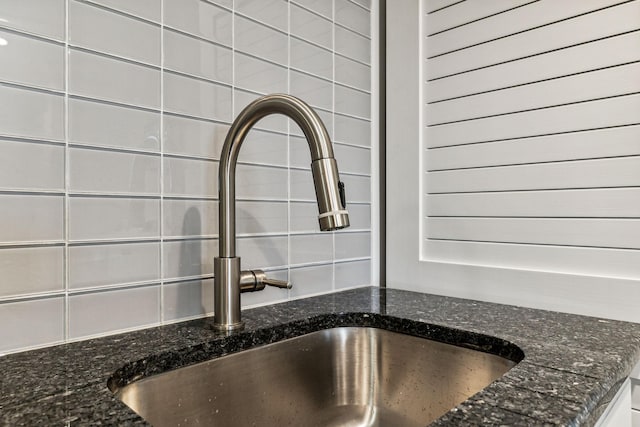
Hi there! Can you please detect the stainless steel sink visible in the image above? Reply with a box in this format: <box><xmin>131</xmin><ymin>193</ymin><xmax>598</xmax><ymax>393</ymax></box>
<box><xmin>113</xmin><ymin>327</ymin><xmax>517</xmax><ymax>426</ymax></box>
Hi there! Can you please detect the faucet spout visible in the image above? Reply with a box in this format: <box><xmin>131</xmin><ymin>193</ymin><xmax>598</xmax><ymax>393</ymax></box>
<box><xmin>214</xmin><ymin>94</ymin><xmax>350</xmax><ymax>331</ymax></box>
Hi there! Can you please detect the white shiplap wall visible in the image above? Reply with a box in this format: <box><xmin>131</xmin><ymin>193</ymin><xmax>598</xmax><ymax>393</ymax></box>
<box><xmin>422</xmin><ymin>0</ymin><xmax>640</xmax><ymax>281</ymax></box>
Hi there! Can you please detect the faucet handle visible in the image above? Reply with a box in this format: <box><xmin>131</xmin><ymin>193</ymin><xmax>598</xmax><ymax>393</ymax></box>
<box><xmin>239</xmin><ymin>269</ymin><xmax>292</xmax><ymax>292</ymax></box>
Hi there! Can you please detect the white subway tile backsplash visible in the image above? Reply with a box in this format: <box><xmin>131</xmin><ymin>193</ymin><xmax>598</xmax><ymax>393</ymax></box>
<box><xmin>163</xmin><ymin>279</ymin><xmax>214</xmax><ymax>321</ymax></box>
<box><xmin>68</xmin><ymin>197</ymin><xmax>159</xmax><ymax>241</ymax></box>
<box><xmin>335</xmin><ymin>231</ymin><xmax>370</xmax><ymax>259</ymax></box>
<box><xmin>336</xmin><ymin>0</ymin><xmax>371</xmax><ymax>37</ymax></box>
<box><xmin>336</xmin><ymin>26</ymin><xmax>370</xmax><ymax>65</ymax></box>
<box><xmin>69</xmin><ymin>1</ymin><xmax>160</xmax><ymax>65</ymax></box>
<box><xmin>0</xmin><ymin>85</ymin><xmax>64</xmax><ymax>141</ymax></box>
<box><xmin>163</xmin><ymin>199</ymin><xmax>218</xmax><ymax>237</ymax></box>
<box><xmin>234</xmin><ymin>53</ymin><xmax>288</xmax><ymax>94</ymax></box>
<box><xmin>163</xmin><ymin>0</ymin><xmax>232</xmax><ymax>46</ymax></box>
<box><xmin>290</xmin><ymin>233</ymin><xmax>333</xmax><ymax>264</ymax></box>
<box><xmin>0</xmin><ymin>195</ymin><xmax>63</xmax><ymax>243</ymax></box>
<box><xmin>68</xmin><ymin>49</ymin><xmax>160</xmax><ymax>109</ymax></box>
<box><xmin>68</xmin><ymin>285</ymin><xmax>159</xmax><ymax>339</ymax></box>
<box><xmin>163</xmin><ymin>29</ymin><xmax>232</xmax><ymax>84</ymax></box>
<box><xmin>335</xmin><ymin>259</ymin><xmax>371</xmax><ymax>289</ymax></box>
<box><xmin>0</xmin><ymin>246</ymin><xmax>64</xmax><ymax>298</ymax></box>
<box><xmin>68</xmin><ymin>242</ymin><xmax>160</xmax><ymax>289</ymax></box>
<box><xmin>69</xmin><ymin>147</ymin><xmax>160</xmax><ymax>194</ymax></box>
<box><xmin>69</xmin><ymin>98</ymin><xmax>161</xmax><ymax>151</ymax></box>
<box><xmin>351</xmin><ymin>0</ymin><xmax>372</xmax><ymax>9</ymax></box>
<box><xmin>235</xmin><ymin>15</ymin><xmax>288</xmax><ymax>64</ymax></box>
<box><xmin>163</xmin><ymin>239</ymin><xmax>216</xmax><ymax>279</ymax></box>
<box><xmin>290</xmin><ymin>71</ymin><xmax>333</xmax><ymax>111</ymax></box>
<box><xmin>163</xmin><ymin>156</ymin><xmax>218</xmax><ymax>198</ymax></box>
<box><xmin>289</xmin><ymin>264</ymin><xmax>333</xmax><ymax>298</ymax></box>
<box><xmin>0</xmin><ymin>297</ymin><xmax>64</xmax><ymax>353</ymax></box>
<box><xmin>0</xmin><ymin>0</ymin><xmax>373</xmax><ymax>354</ymax></box>
<box><xmin>0</xmin><ymin>0</ymin><xmax>65</xmax><ymax>40</ymax></box>
<box><xmin>290</xmin><ymin>37</ymin><xmax>333</xmax><ymax>80</ymax></box>
<box><xmin>163</xmin><ymin>72</ymin><xmax>232</xmax><ymax>121</ymax></box>
<box><xmin>0</xmin><ymin>29</ymin><xmax>64</xmax><ymax>90</ymax></box>
<box><xmin>0</xmin><ymin>140</ymin><xmax>64</xmax><ymax>191</ymax></box>
<box><xmin>291</xmin><ymin>3</ymin><xmax>332</xmax><ymax>49</ymax></box>
<box><xmin>235</xmin><ymin>0</ymin><xmax>288</xmax><ymax>31</ymax></box>
<box><xmin>89</xmin><ymin>0</ymin><xmax>161</xmax><ymax>23</ymax></box>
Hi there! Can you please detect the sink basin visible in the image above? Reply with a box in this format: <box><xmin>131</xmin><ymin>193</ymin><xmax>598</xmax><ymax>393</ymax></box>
<box><xmin>112</xmin><ymin>327</ymin><xmax>517</xmax><ymax>426</ymax></box>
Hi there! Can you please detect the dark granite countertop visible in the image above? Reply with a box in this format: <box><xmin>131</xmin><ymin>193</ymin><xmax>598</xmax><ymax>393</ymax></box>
<box><xmin>2</xmin><ymin>287</ymin><xmax>640</xmax><ymax>426</ymax></box>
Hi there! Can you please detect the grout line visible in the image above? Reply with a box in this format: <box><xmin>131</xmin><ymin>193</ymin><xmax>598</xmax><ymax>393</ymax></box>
<box><xmin>63</xmin><ymin>0</ymin><xmax>71</xmax><ymax>343</ymax></box>
<box><xmin>159</xmin><ymin>0</ymin><xmax>165</xmax><ymax>325</ymax></box>
<box><xmin>332</xmin><ymin>0</ymin><xmax>337</xmax><ymax>293</ymax></box>
<box><xmin>286</xmin><ymin>0</ymin><xmax>292</xmax><ymax>299</ymax></box>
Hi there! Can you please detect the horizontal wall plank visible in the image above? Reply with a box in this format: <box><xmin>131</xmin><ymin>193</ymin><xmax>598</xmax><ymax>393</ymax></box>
<box><xmin>426</xmin><ymin>0</ymin><xmax>533</xmax><ymax>36</ymax></box>
<box><xmin>426</xmin><ymin>93</ymin><xmax>640</xmax><ymax>147</ymax></box>
<box><xmin>426</xmin><ymin>156</ymin><xmax>640</xmax><ymax>193</ymax></box>
<box><xmin>425</xmin><ymin>188</ymin><xmax>640</xmax><ymax>217</ymax></box>
<box><xmin>423</xmin><ymin>239</ymin><xmax>640</xmax><ymax>280</ymax></box>
<box><xmin>425</xmin><ymin>125</ymin><xmax>640</xmax><ymax>170</ymax></box>
<box><xmin>426</xmin><ymin>0</ymin><xmax>640</xmax><ymax>80</ymax></box>
<box><xmin>425</xmin><ymin>217</ymin><xmax>640</xmax><ymax>249</ymax></box>
<box><xmin>427</xmin><ymin>0</ymin><xmax>626</xmax><ymax>57</ymax></box>
<box><xmin>427</xmin><ymin>31</ymin><xmax>640</xmax><ymax>102</ymax></box>
<box><xmin>426</xmin><ymin>62</ymin><xmax>640</xmax><ymax>125</ymax></box>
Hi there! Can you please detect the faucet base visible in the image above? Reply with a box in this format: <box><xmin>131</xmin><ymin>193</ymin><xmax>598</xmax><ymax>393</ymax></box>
<box><xmin>213</xmin><ymin>257</ymin><xmax>243</xmax><ymax>331</ymax></box>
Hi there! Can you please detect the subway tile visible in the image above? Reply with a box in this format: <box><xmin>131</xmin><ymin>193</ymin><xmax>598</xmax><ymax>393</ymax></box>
<box><xmin>0</xmin><ymin>29</ymin><xmax>64</xmax><ymax>90</ymax></box>
<box><xmin>68</xmin><ymin>49</ymin><xmax>160</xmax><ymax>109</ymax></box>
<box><xmin>237</xmin><ymin>129</ymin><xmax>288</xmax><ymax>167</ymax></box>
<box><xmin>335</xmin><ymin>0</ymin><xmax>371</xmax><ymax>36</ymax></box>
<box><xmin>237</xmin><ymin>236</ymin><xmax>288</xmax><ymax>270</ymax></box>
<box><xmin>164</xmin><ymin>0</ymin><xmax>232</xmax><ymax>46</ymax></box>
<box><xmin>69</xmin><ymin>147</ymin><xmax>160</xmax><ymax>195</ymax></box>
<box><xmin>334</xmin><ymin>143</ymin><xmax>370</xmax><ymax>175</ymax></box>
<box><xmin>341</xmin><ymin>174</ymin><xmax>371</xmax><ymax>203</ymax></box>
<box><xmin>335</xmin><ymin>55</ymin><xmax>371</xmax><ymax>92</ymax></box>
<box><xmin>163</xmin><ymin>157</ymin><xmax>217</xmax><ymax>198</ymax></box>
<box><xmin>68</xmin><ymin>286</ymin><xmax>160</xmax><ymax>339</ymax></box>
<box><xmin>163</xmin><ymin>278</ymin><xmax>214</xmax><ymax>321</ymax></box>
<box><xmin>234</xmin><ymin>53</ymin><xmax>287</xmax><ymax>94</ymax></box>
<box><xmin>290</xmin><ymin>233</ymin><xmax>333</xmax><ymax>264</ymax></box>
<box><xmin>290</xmin><ymin>37</ymin><xmax>333</xmax><ymax>80</ymax></box>
<box><xmin>336</xmin><ymin>26</ymin><xmax>370</xmax><ymax>65</ymax></box>
<box><xmin>163</xmin><ymin>239</ymin><xmax>216</xmax><ymax>279</ymax></box>
<box><xmin>335</xmin><ymin>84</ymin><xmax>371</xmax><ymax>118</ymax></box>
<box><xmin>68</xmin><ymin>197</ymin><xmax>160</xmax><ymax>241</ymax></box>
<box><xmin>290</xmin><ymin>71</ymin><xmax>332</xmax><ymax>111</ymax></box>
<box><xmin>68</xmin><ymin>242</ymin><xmax>160</xmax><ymax>289</ymax></box>
<box><xmin>290</xmin><ymin>201</ymin><xmax>319</xmax><ymax>233</ymax></box>
<box><xmin>335</xmin><ymin>231</ymin><xmax>370</xmax><ymax>259</ymax></box>
<box><xmin>234</xmin><ymin>90</ymin><xmax>289</xmax><ymax>133</ymax></box>
<box><xmin>235</xmin><ymin>15</ymin><xmax>287</xmax><ymax>64</ymax></box>
<box><xmin>345</xmin><ymin>203</ymin><xmax>371</xmax><ymax>230</ymax></box>
<box><xmin>0</xmin><ymin>0</ymin><xmax>65</xmax><ymax>40</ymax></box>
<box><xmin>291</xmin><ymin>3</ymin><xmax>332</xmax><ymax>49</ymax></box>
<box><xmin>290</xmin><ymin>135</ymin><xmax>313</xmax><ymax>169</ymax></box>
<box><xmin>0</xmin><ymin>297</ymin><xmax>64</xmax><ymax>353</ymax></box>
<box><xmin>163</xmin><ymin>29</ymin><xmax>232</xmax><ymax>84</ymax></box>
<box><xmin>291</xmin><ymin>0</ymin><xmax>332</xmax><ymax>19</ymax></box>
<box><xmin>0</xmin><ymin>195</ymin><xmax>63</xmax><ymax>243</ymax></box>
<box><xmin>69</xmin><ymin>98</ymin><xmax>160</xmax><ymax>151</ymax></box>
<box><xmin>0</xmin><ymin>139</ymin><xmax>64</xmax><ymax>191</ymax></box>
<box><xmin>69</xmin><ymin>1</ymin><xmax>160</xmax><ymax>65</ymax></box>
<box><xmin>89</xmin><ymin>0</ymin><xmax>161</xmax><ymax>22</ymax></box>
<box><xmin>241</xmin><ymin>269</ymin><xmax>289</xmax><ymax>307</ymax></box>
<box><xmin>351</xmin><ymin>0</ymin><xmax>371</xmax><ymax>9</ymax></box>
<box><xmin>335</xmin><ymin>259</ymin><xmax>371</xmax><ymax>289</ymax></box>
<box><xmin>236</xmin><ymin>164</ymin><xmax>288</xmax><ymax>200</ymax></box>
<box><xmin>0</xmin><ymin>246</ymin><xmax>64</xmax><ymax>298</ymax></box>
<box><xmin>290</xmin><ymin>169</ymin><xmax>315</xmax><ymax>201</ymax></box>
<box><xmin>236</xmin><ymin>201</ymin><xmax>288</xmax><ymax>235</ymax></box>
<box><xmin>0</xmin><ymin>85</ymin><xmax>64</xmax><ymax>141</ymax></box>
<box><xmin>235</xmin><ymin>0</ymin><xmax>288</xmax><ymax>31</ymax></box>
<box><xmin>163</xmin><ymin>72</ymin><xmax>232</xmax><ymax>122</ymax></box>
<box><xmin>289</xmin><ymin>264</ymin><xmax>333</xmax><ymax>298</ymax></box>
<box><xmin>163</xmin><ymin>199</ymin><xmax>218</xmax><ymax>237</ymax></box>
<box><xmin>163</xmin><ymin>114</ymin><xmax>228</xmax><ymax>159</ymax></box>
<box><xmin>335</xmin><ymin>113</ymin><xmax>371</xmax><ymax>147</ymax></box>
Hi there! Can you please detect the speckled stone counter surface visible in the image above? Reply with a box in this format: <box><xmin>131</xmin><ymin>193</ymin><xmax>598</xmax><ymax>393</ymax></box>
<box><xmin>2</xmin><ymin>287</ymin><xmax>640</xmax><ymax>426</ymax></box>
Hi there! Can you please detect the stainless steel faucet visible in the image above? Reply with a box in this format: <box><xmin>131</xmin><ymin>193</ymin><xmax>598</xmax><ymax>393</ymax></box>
<box><xmin>213</xmin><ymin>94</ymin><xmax>350</xmax><ymax>331</ymax></box>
